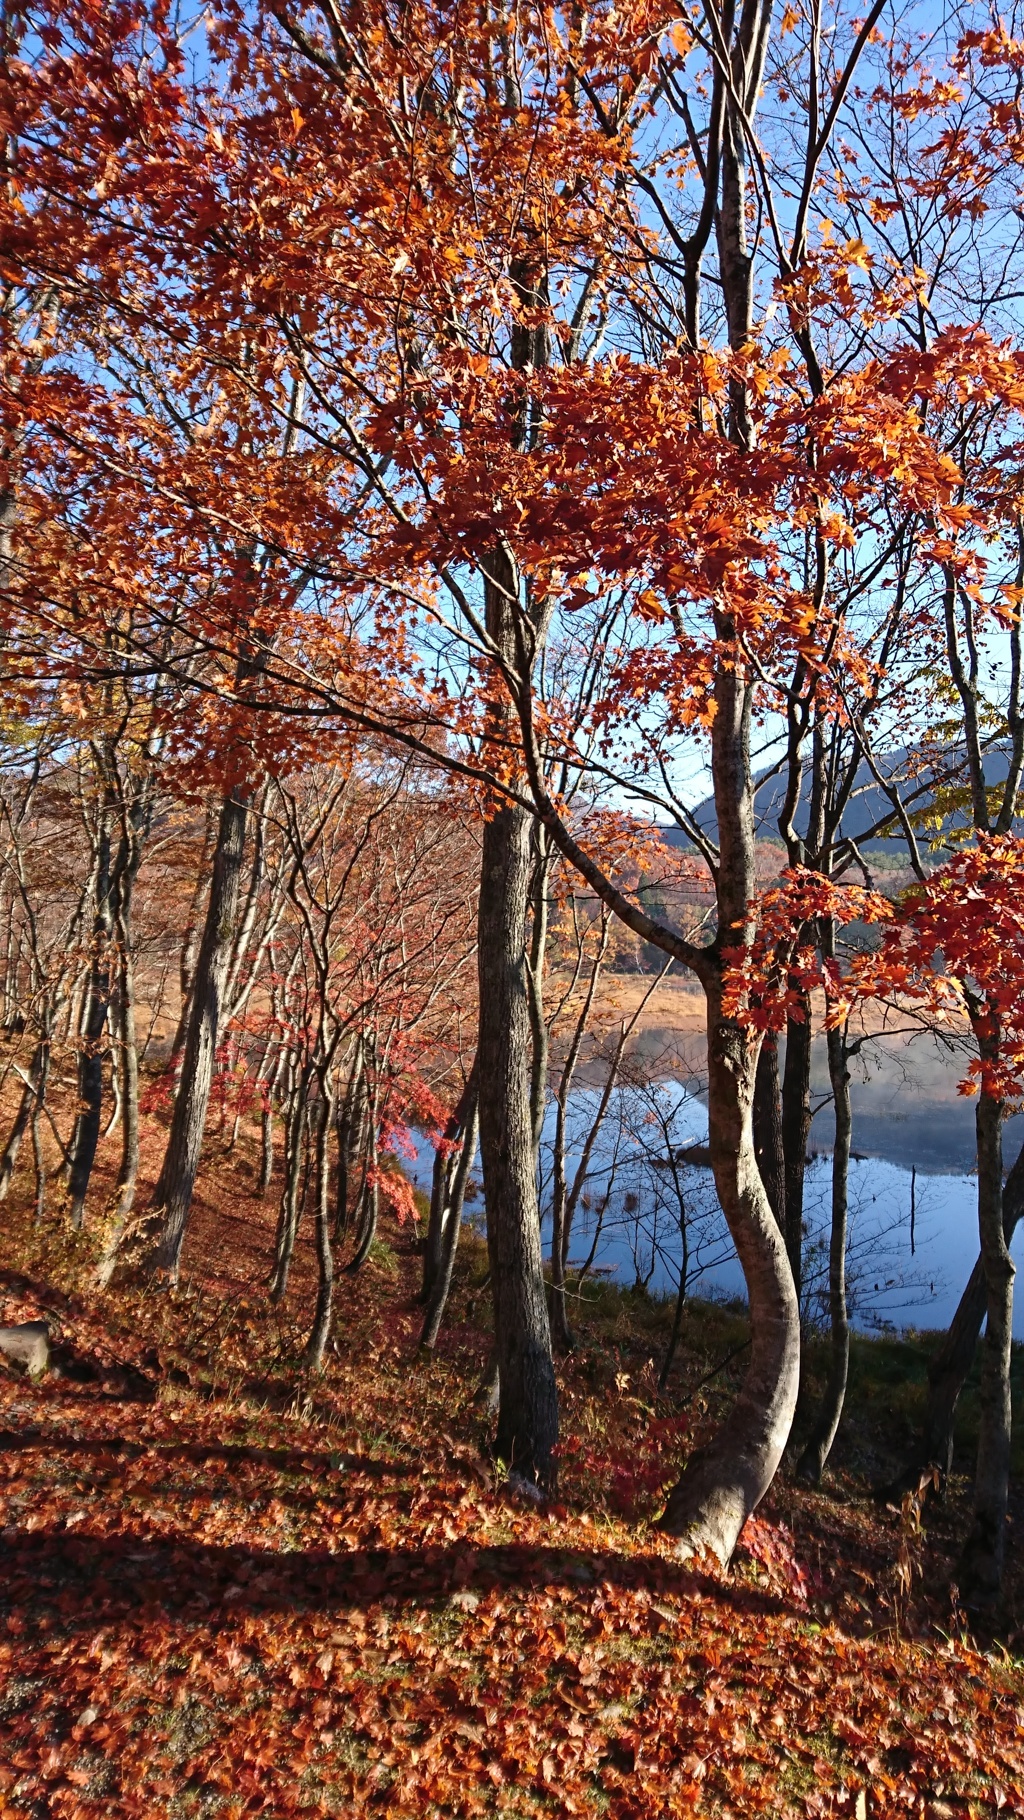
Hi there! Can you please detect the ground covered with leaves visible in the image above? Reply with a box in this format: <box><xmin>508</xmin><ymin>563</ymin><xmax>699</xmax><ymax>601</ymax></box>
<box><xmin>1</xmin><ymin>1161</ymin><xmax>1023</xmax><ymax>1818</ymax></box>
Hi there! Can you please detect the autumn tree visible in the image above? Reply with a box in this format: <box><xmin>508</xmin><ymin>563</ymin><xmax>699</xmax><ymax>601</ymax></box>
<box><xmin>10</xmin><ymin>0</ymin><xmax>1024</xmax><ymax>1569</ymax></box>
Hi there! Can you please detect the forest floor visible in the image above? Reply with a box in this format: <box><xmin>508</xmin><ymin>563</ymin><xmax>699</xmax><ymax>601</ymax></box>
<box><xmin>0</xmin><ymin>1119</ymin><xmax>1023</xmax><ymax>1818</ymax></box>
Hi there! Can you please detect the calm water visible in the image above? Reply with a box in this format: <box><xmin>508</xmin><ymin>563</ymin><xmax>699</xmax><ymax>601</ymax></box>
<box><xmin>403</xmin><ymin>1056</ymin><xmax>1024</xmax><ymax>1339</ymax></box>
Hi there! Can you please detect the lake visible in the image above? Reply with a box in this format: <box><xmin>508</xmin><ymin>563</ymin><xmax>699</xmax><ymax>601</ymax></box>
<box><xmin>402</xmin><ymin>1026</ymin><xmax>1024</xmax><ymax>1338</ymax></box>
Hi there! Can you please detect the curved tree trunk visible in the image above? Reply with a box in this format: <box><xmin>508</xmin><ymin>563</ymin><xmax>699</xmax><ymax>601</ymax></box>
<box><xmin>797</xmin><ymin>1019</ymin><xmax>852</xmax><ymax>1482</ymax></box>
<box><xmin>959</xmin><ymin>1030</ymin><xmax>1013</xmax><ymax>1604</ymax></box>
<box><xmin>658</xmin><ymin>593</ymin><xmax>800</xmax><ymax>1561</ymax></box>
<box><xmin>154</xmin><ymin>790</ymin><xmax>248</xmax><ymax>1279</ymax></box>
<box><xmin>657</xmin><ymin>982</ymin><xmax>801</xmax><ymax>1561</ymax></box>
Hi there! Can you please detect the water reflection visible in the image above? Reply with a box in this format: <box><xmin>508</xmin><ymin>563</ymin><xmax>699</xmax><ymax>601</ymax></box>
<box><xmin>403</xmin><ymin>1073</ymin><xmax>1024</xmax><ymax>1339</ymax></box>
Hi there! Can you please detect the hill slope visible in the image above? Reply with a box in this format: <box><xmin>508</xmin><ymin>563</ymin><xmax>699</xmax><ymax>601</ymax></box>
<box><xmin>0</xmin><ymin>1160</ymin><xmax>1022</xmax><ymax>1819</ymax></box>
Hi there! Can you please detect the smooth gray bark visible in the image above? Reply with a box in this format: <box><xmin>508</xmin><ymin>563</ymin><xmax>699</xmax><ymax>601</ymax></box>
<box><xmin>154</xmin><ymin>790</ymin><xmax>249</xmax><ymax>1279</ymax></box>
<box><xmin>93</xmin><ymin>927</ymin><xmax>142</xmax><ymax>1288</ymax></box>
<box><xmin>658</xmin><ymin>979</ymin><xmax>801</xmax><ymax>1560</ymax></box>
<box><xmin>334</xmin><ymin>1042</ymin><xmax>366</xmax><ymax>1240</ymax></box>
<box><xmin>304</xmin><ymin>1092</ymin><xmax>336</xmax><ymax>1371</ymax></box>
<box><xmin>753</xmin><ymin>1031</ymin><xmax>786</xmax><ymax>1234</ymax></box>
<box><xmin>270</xmin><ymin>1058</ymin><xmax>309</xmax><ymax>1301</ymax></box>
<box><xmin>657</xmin><ymin>649</ymin><xmax>800</xmax><ymax>1561</ymax></box>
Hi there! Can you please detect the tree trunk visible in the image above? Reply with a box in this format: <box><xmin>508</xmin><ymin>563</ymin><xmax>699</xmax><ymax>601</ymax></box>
<box><xmin>881</xmin><ymin>1139</ymin><xmax>1024</xmax><ymax>1497</ymax></box>
<box><xmin>270</xmin><ymin>1058</ymin><xmax>307</xmax><ymax>1301</ymax></box>
<box><xmin>781</xmin><ymin>1007</ymin><xmax>812</xmax><ymax>1301</ymax></box>
<box><xmin>166</xmin><ymin>801</ymin><xmax>218</xmax><ymax>1076</ymax></box>
<box><xmin>68</xmin><ymin>816</ymin><xmax>114</xmax><ymax>1229</ymax></box>
<box><xmin>334</xmin><ymin>1044</ymin><xmax>366</xmax><ymax>1240</ymax></box>
<box><xmin>304</xmin><ymin>1092</ymin><xmax>336</xmax><ymax>1371</ymax></box>
<box><xmin>657</xmin><ymin>981</ymin><xmax>801</xmax><ymax>1560</ymax></box>
<box><xmin>548</xmin><ymin>1085</ymin><xmax>574</xmax><ymax>1354</ymax></box>
<box><xmin>346</xmin><ymin>1108</ymin><xmax>380</xmax><ymax>1272</ymax></box>
<box><xmin>422</xmin><ymin>1062</ymin><xmax>478</xmax><ymax>1304</ymax></box>
<box><xmin>959</xmin><ymin>1030</ymin><xmax>1013</xmax><ymax>1604</ymax></box>
<box><xmin>547</xmin><ymin>913</ymin><xmax>614</xmax><ymax>1354</ymax></box>
<box><xmin>153</xmin><ymin>790</ymin><xmax>248</xmax><ymax>1279</ymax></box>
<box><xmin>93</xmin><ymin>935</ymin><xmax>142</xmax><ymax>1288</ymax></box>
<box><xmin>331</xmin><ymin>1106</ymin><xmax>349</xmax><ymax>1236</ymax></box>
<box><xmin>103</xmin><ymin>1000</ymin><xmax>123</xmax><ymax>1139</ymax></box>
<box><xmin>753</xmin><ymin>1031</ymin><xmax>786</xmax><ymax>1232</ymax></box>
<box><xmin>259</xmin><ymin>1041</ymin><xmax>289</xmax><ymax>1197</ymax></box>
<box><xmin>527</xmin><ymin>835</ymin><xmax>550</xmax><ymax>1163</ymax></box>
<box><xmin>30</xmin><ymin>1075</ymin><xmax>46</xmax><ymax>1227</ymax></box>
<box><xmin>259</xmin><ymin>1098</ymin><xmax>275</xmax><ymax>1194</ymax></box>
<box><xmin>657</xmin><ymin>634</ymin><xmax>800</xmax><ymax>1562</ymax></box>
<box><xmin>659</xmin><ymin>1204</ymin><xmax>690</xmax><ymax>1393</ymax></box>
<box><xmin>478</xmin><ymin>789</ymin><xmax>559</xmax><ymax>1486</ymax></box>
<box><xmin>0</xmin><ymin>1040</ymin><xmax>47</xmax><ymax>1201</ymax></box>
<box><xmin>797</xmin><ymin>1020</ymin><xmax>852</xmax><ymax>1482</ymax></box>
<box><xmin>421</xmin><ymin>1089</ymin><xmax>479</xmax><ymax>1350</ymax></box>
<box><xmin>115</xmin><ymin>928</ymin><xmax>140</xmax><ymax>1219</ymax></box>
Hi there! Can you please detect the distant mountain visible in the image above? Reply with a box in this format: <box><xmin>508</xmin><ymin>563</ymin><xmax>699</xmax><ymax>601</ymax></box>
<box><xmin>660</xmin><ymin>746</ymin><xmax>1014</xmax><ymax>852</ymax></box>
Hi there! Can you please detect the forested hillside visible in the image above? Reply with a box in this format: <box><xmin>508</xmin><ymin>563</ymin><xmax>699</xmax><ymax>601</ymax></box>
<box><xmin>2</xmin><ymin>0</ymin><xmax>1024</xmax><ymax>1811</ymax></box>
